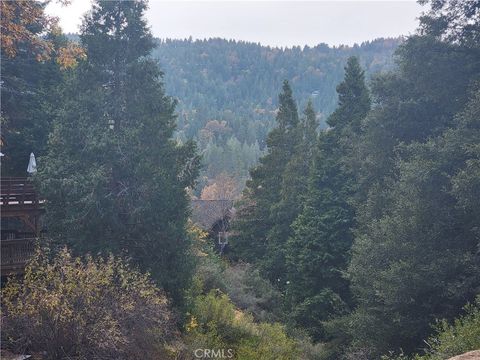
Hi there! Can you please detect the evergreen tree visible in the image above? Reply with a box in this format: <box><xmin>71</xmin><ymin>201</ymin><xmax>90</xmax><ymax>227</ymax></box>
<box><xmin>348</xmin><ymin>87</ymin><xmax>480</xmax><ymax>357</ymax></box>
<box><xmin>38</xmin><ymin>0</ymin><xmax>200</xmax><ymax>305</ymax></box>
<box><xmin>284</xmin><ymin>99</ymin><xmax>319</xmax><ymax>205</ymax></box>
<box><xmin>286</xmin><ymin>57</ymin><xmax>370</xmax><ymax>341</ymax></box>
<box><xmin>352</xmin><ymin>34</ymin><xmax>479</xmax><ymax>208</ymax></box>
<box><xmin>419</xmin><ymin>0</ymin><xmax>480</xmax><ymax>48</ymax></box>
<box><xmin>344</xmin><ymin>2</ymin><xmax>480</xmax><ymax>355</ymax></box>
<box><xmin>0</xmin><ymin>0</ymin><xmax>67</xmax><ymax>176</ymax></box>
<box><xmin>231</xmin><ymin>80</ymin><xmax>300</xmax><ymax>279</ymax></box>
<box><xmin>265</xmin><ymin>100</ymin><xmax>318</xmax><ymax>286</ymax></box>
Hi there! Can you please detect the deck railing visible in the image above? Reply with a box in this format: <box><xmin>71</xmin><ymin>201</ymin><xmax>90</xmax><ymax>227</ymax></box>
<box><xmin>1</xmin><ymin>177</ymin><xmax>39</xmax><ymax>208</ymax></box>
<box><xmin>1</xmin><ymin>177</ymin><xmax>42</xmax><ymax>275</ymax></box>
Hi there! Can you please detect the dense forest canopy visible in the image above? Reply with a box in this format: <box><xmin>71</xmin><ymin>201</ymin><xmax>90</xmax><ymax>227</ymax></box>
<box><xmin>153</xmin><ymin>37</ymin><xmax>401</xmax><ymax>195</ymax></box>
<box><xmin>1</xmin><ymin>0</ymin><xmax>480</xmax><ymax>359</ymax></box>
<box><xmin>153</xmin><ymin>37</ymin><xmax>400</xmax><ymax>134</ymax></box>
<box><xmin>65</xmin><ymin>34</ymin><xmax>401</xmax><ymax>196</ymax></box>
<box><xmin>231</xmin><ymin>0</ymin><xmax>480</xmax><ymax>358</ymax></box>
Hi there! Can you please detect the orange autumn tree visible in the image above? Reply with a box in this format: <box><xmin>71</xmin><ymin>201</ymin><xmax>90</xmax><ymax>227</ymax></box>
<box><xmin>200</xmin><ymin>172</ymin><xmax>241</xmax><ymax>200</ymax></box>
<box><xmin>1</xmin><ymin>0</ymin><xmax>86</xmax><ymax>176</ymax></box>
<box><xmin>0</xmin><ymin>0</ymin><xmax>85</xmax><ymax>68</ymax></box>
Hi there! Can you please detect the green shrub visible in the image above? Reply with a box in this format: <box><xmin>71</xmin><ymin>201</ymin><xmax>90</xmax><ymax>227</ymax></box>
<box><xmin>380</xmin><ymin>296</ymin><xmax>480</xmax><ymax>360</ymax></box>
<box><xmin>223</xmin><ymin>262</ymin><xmax>283</xmax><ymax>322</ymax></box>
<box><xmin>194</xmin><ymin>250</ymin><xmax>227</xmax><ymax>293</ymax></box>
<box><xmin>184</xmin><ymin>290</ymin><xmax>299</xmax><ymax>359</ymax></box>
<box><xmin>2</xmin><ymin>247</ymin><xmax>177</xmax><ymax>360</ymax></box>
<box><xmin>236</xmin><ymin>322</ymin><xmax>299</xmax><ymax>360</ymax></box>
<box><xmin>192</xmin><ymin>290</ymin><xmax>250</xmax><ymax>343</ymax></box>
<box><xmin>417</xmin><ymin>296</ymin><xmax>480</xmax><ymax>360</ymax></box>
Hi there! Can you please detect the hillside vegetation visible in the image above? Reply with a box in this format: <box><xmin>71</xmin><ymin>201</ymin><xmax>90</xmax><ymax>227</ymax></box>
<box><xmin>152</xmin><ymin>37</ymin><xmax>401</xmax><ymax>195</ymax></box>
<box><xmin>1</xmin><ymin>0</ymin><xmax>479</xmax><ymax>359</ymax></box>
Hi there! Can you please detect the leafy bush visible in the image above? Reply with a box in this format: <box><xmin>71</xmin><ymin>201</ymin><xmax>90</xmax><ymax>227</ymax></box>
<box><xmin>192</xmin><ymin>290</ymin><xmax>250</xmax><ymax>343</ymax></box>
<box><xmin>222</xmin><ymin>262</ymin><xmax>283</xmax><ymax>322</ymax></box>
<box><xmin>2</xmin><ymin>248</ymin><xmax>177</xmax><ymax>360</ymax></box>
<box><xmin>380</xmin><ymin>296</ymin><xmax>480</xmax><ymax>360</ymax></box>
<box><xmin>194</xmin><ymin>249</ymin><xmax>227</xmax><ymax>293</ymax></box>
<box><xmin>416</xmin><ymin>296</ymin><xmax>480</xmax><ymax>360</ymax></box>
<box><xmin>189</xmin><ymin>228</ymin><xmax>282</xmax><ymax>322</ymax></box>
<box><xmin>294</xmin><ymin>336</ymin><xmax>331</xmax><ymax>360</ymax></box>
<box><xmin>184</xmin><ymin>290</ymin><xmax>299</xmax><ymax>359</ymax></box>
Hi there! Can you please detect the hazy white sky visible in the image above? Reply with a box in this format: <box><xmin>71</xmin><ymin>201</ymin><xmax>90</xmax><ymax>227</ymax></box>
<box><xmin>46</xmin><ymin>1</ymin><xmax>424</xmax><ymax>48</ymax></box>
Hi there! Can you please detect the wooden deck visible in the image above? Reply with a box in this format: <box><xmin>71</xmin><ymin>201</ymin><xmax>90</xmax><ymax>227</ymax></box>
<box><xmin>0</xmin><ymin>179</ymin><xmax>236</xmax><ymax>275</ymax></box>
<box><xmin>1</xmin><ymin>178</ymin><xmax>43</xmax><ymax>276</ymax></box>
<box><xmin>1</xmin><ymin>177</ymin><xmax>43</xmax><ymax>216</ymax></box>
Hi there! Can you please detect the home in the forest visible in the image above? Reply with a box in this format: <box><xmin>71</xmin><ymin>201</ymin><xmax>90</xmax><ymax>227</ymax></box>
<box><xmin>190</xmin><ymin>199</ymin><xmax>234</xmax><ymax>254</ymax></box>
<box><xmin>1</xmin><ymin>191</ymin><xmax>235</xmax><ymax>276</ymax></box>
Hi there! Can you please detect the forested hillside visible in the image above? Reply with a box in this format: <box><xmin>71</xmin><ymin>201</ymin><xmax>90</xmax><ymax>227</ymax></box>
<box><xmin>62</xmin><ymin>35</ymin><xmax>400</xmax><ymax>197</ymax></box>
<box><xmin>153</xmin><ymin>37</ymin><xmax>400</xmax><ymax>132</ymax></box>
<box><xmin>2</xmin><ymin>1</ymin><xmax>479</xmax><ymax>359</ymax></box>
<box><xmin>152</xmin><ymin>37</ymin><xmax>401</xmax><ymax>196</ymax></box>
<box><xmin>231</xmin><ymin>0</ymin><xmax>480</xmax><ymax>358</ymax></box>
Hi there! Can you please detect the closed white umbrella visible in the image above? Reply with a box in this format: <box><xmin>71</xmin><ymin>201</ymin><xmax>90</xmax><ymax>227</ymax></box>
<box><xmin>27</xmin><ymin>152</ymin><xmax>37</xmax><ymax>174</ymax></box>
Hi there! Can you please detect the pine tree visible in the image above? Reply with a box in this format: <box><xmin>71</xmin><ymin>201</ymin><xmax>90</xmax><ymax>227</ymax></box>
<box><xmin>231</xmin><ymin>80</ymin><xmax>300</xmax><ymax>278</ymax></box>
<box><xmin>348</xmin><ymin>87</ymin><xmax>480</xmax><ymax>357</ymax></box>
<box><xmin>264</xmin><ymin>100</ymin><xmax>318</xmax><ymax>285</ymax></box>
<box><xmin>38</xmin><ymin>0</ymin><xmax>200</xmax><ymax>305</ymax></box>
<box><xmin>286</xmin><ymin>57</ymin><xmax>370</xmax><ymax>340</ymax></box>
<box><xmin>345</xmin><ymin>4</ymin><xmax>480</xmax><ymax>353</ymax></box>
<box><xmin>282</xmin><ymin>99</ymin><xmax>318</xmax><ymax>208</ymax></box>
<box><xmin>327</xmin><ymin>57</ymin><xmax>371</xmax><ymax>132</ymax></box>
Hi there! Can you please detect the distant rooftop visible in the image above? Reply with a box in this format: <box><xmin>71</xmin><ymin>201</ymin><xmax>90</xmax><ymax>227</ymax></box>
<box><xmin>190</xmin><ymin>199</ymin><xmax>234</xmax><ymax>230</ymax></box>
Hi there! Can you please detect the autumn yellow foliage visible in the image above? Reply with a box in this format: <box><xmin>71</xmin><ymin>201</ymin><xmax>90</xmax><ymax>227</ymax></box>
<box><xmin>183</xmin><ymin>290</ymin><xmax>299</xmax><ymax>360</ymax></box>
<box><xmin>200</xmin><ymin>172</ymin><xmax>241</xmax><ymax>200</ymax></box>
<box><xmin>1</xmin><ymin>247</ymin><xmax>177</xmax><ymax>360</ymax></box>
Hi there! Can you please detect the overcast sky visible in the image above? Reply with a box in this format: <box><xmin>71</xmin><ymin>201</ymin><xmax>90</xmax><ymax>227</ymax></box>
<box><xmin>46</xmin><ymin>1</ymin><xmax>424</xmax><ymax>48</ymax></box>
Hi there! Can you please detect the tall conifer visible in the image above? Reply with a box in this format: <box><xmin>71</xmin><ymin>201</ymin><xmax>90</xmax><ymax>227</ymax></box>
<box><xmin>286</xmin><ymin>57</ymin><xmax>370</xmax><ymax>340</ymax></box>
<box><xmin>38</xmin><ymin>0</ymin><xmax>200</xmax><ymax>304</ymax></box>
<box><xmin>265</xmin><ymin>100</ymin><xmax>319</xmax><ymax>284</ymax></box>
<box><xmin>231</xmin><ymin>80</ymin><xmax>300</xmax><ymax>279</ymax></box>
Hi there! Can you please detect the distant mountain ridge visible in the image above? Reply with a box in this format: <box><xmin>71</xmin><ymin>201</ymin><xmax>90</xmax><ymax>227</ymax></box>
<box><xmin>151</xmin><ymin>37</ymin><xmax>402</xmax><ymax>137</ymax></box>
<box><xmin>64</xmin><ymin>34</ymin><xmax>403</xmax><ymax>192</ymax></box>
<box><xmin>150</xmin><ymin>37</ymin><xmax>402</xmax><ymax>194</ymax></box>
<box><xmin>65</xmin><ymin>34</ymin><xmax>401</xmax><ymax>136</ymax></box>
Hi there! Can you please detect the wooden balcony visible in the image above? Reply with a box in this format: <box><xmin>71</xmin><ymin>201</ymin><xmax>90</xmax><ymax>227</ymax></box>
<box><xmin>1</xmin><ymin>177</ymin><xmax>43</xmax><ymax>276</ymax></box>
<box><xmin>1</xmin><ymin>177</ymin><xmax>43</xmax><ymax>216</ymax></box>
